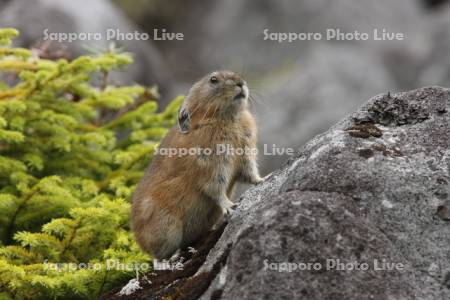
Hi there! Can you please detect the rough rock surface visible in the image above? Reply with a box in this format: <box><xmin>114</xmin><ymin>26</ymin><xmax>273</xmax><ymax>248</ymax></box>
<box><xmin>106</xmin><ymin>86</ymin><xmax>450</xmax><ymax>299</ymax></box>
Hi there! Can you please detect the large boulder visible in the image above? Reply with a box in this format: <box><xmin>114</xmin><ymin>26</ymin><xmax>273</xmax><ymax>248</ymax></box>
<box><xmin>104</xmin><ymin>86</ymin><xmax>450</xmax><ymax>299</ymax></box>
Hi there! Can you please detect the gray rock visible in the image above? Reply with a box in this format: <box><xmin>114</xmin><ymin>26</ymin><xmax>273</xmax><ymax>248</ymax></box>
<box><xmin>0</xmin><ymin>0</ymin><xmax>172</xmax><ymax>93</ymax></box>
<box><xmin>199</xmin><ymin>86</ymin><xmax>450</xmax><ymax>299</ymax></box>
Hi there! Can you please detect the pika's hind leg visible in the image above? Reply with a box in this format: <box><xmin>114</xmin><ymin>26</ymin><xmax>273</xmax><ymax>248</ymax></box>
<box><xmin>134</xmin><ymin>207</ymin><xmax>182</xmax><ymax>260</ymax></box>
<box><xmin>181</xmin><ymin>199</ymin><xmax>222</xmax><ymax>248</ymax></box>
<box><xmin>152</xmin><ymin>220</ymin><xmax>182</xmax><ymax>259</ymax></box>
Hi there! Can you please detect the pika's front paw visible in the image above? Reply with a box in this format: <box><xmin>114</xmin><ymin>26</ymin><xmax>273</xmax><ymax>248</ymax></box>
<box><xmin>250</xmin><ymin>175</ymin><xmax>264</xmax><ymax>185</ymax></box>
<box><xmin>220</xmin><ymin>199</ymin><xmax>236</xmax><ymax>216</ymax></box>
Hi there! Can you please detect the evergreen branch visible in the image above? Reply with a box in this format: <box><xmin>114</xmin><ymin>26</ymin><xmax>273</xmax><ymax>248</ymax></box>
<box><xmin>97</xmin><ymin>148</ymin><xmax>153</xmax><ymax>191</ymax></box>
<box><xmin>0</xmin><ymin>28</ymin><xmax>179</xmax><ymax>298</ymax></box>
<box><xmin>0</xmin><ymin>61</ymin><xmax>39</xmax><ymax>71</ymax></box>
<box><xmin>100</xmin><ymin>69</ymin><xmax>109</xmax><ymax>91</ymax></box>
<box><xmin>110</xmin><ymin>88</ymin><xmax>158</xmax><ymax>122</ymax></box>
<box><xmin>97</xmin><ymin>264</ymin><xmax>109</xmax><ymax>298</ymax></box>
<box><xmin>5</xmin><ymin>189</ymin><xmax>38</xmax><ymax>244</ymax></box>
<box><xmin>0</xmin><ymin>48</ymin><xmax>31</xmax><ymax>58</ymax></box>
<box><xmin>0</xmin><ymin>88</ymin><xmax>22</xmax><ymax>100</ymax></box>
<box><xmin>59</xmin><ymin>219</ymin><xmax>82</xmax><ymax>262</ymax></box>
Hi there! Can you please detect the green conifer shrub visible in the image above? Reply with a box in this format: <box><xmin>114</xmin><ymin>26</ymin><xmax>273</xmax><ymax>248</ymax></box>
<box><xmin>0</xmin><ymin>28</ymin><xmax>182</xmax><ymax>299</ymax></box>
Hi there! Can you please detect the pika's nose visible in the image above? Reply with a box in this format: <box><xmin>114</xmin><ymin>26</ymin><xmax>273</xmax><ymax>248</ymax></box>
<box><xmin>236</xmin><ymin>80</ymin><xmax>244</xmax><ymax>88</ymax></box>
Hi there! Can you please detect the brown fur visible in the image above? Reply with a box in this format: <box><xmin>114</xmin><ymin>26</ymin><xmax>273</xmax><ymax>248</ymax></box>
<box><xmin>131</xmin><ymin>71</ymin><xmax>262</xmax><ymax>259</ymax></box>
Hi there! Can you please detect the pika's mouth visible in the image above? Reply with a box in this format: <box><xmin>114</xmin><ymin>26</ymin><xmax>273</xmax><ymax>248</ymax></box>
<box><xmin>233</xmin><ymin>86</ymin><xmax>248</xmax><ymax>100</ymax></box>
<box><xmin>234</xmin><ymin>91</ymin><xmax>246</xmax><ymax>100</ymax></box>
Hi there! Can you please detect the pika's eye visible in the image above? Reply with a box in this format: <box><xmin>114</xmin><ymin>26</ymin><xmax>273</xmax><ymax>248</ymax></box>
<box><xmin>210</xmin><ymin>76</ymin><xmax>218</xmax><ymax>84</ymax></box>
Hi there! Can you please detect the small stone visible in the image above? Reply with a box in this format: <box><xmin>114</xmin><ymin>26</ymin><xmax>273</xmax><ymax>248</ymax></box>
<box><xmin>437</xmin><ymin>202</ymin><xmax>450</xmax><ymax>221</ymax></box>
<box><xmin>358</xmin><ymin>148</ymin><xmax>374</xmax><ymax>159</ymax></box>
<box><xmin>345</xmin><ymin>124</ymin><xmax>383</xmax><ymax>138</ymax></box>
<box><xmin>347</xmin><ymin>130</ymin><xmax>371</xmax><ymax>138</ymax></box>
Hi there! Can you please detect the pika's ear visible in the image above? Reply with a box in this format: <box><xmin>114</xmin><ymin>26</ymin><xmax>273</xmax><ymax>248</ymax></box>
<box><xmin>177</xmin><ymin>105</ymin><xmax>190</xmax><ymax>134</ymax></box>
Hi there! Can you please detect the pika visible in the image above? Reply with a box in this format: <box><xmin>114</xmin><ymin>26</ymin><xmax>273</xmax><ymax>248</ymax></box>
<box><xmin>131</xmin><ymin>70</ymin><xmax>262</xmax><ymax>259</ymax></box>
